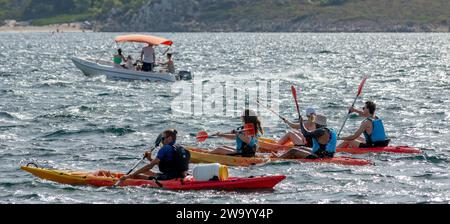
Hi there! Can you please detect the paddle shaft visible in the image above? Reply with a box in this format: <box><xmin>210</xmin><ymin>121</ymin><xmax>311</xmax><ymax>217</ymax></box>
<box><xmin>114</xmin><ymin>146</ymin><xmax>156</xmax><ymax>186</ymax></box>
<box><xmin>256</xmin><ymin>100</ymin><xmax>284</xmax><ymax>120</ymax></box>
<box><xmin>337</xmin><ymin>96</ymin><xmax>358</xmax><ymax>137</ymax></box>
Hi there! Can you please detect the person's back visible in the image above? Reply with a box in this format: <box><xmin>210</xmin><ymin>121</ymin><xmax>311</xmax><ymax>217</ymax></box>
<box><xmin>141</xmin><ymin>45</ymin><xmax>155</xmax><ymax>72</ymax></box>
<box><xmin>125</xmin><ymin>55</ymin><xmax>134</xmax><ymax>70</ymax></box>
<box><xmin>142</xmin><ymin>46</ymin><xmax>155</xmax><ymax>63</ymax></box>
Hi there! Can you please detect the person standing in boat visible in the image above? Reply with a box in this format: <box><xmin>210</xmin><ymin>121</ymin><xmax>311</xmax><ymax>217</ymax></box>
<box><xmin>113</xmin><ymin>48</ymin><xmax>126</xmax><ymax>69</ymax></box>
<box><xmin>337</xmin><ymin>101</ymin><xmax>389</xmax><ymax>148</ymax></box>
<box><xmin>140</xmin><ymin>43</ymin><xmax>155</xmax><ymax>72</ymax></box>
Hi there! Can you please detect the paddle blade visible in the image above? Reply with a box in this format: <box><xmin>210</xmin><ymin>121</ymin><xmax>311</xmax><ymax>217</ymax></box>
<box><xmin>357</xmin><ymin>76</ymin><xmax>368</xmax><ymax>96</ymax></box>
<box><xmin>196</xmin><ymin>131</ymin><xmax>209</xmax><ymax>142</ymax></box>
<box><xmin>291</xmin><ymin>85</ymin><xmax>297</xmax><ymax>99</ymax></box>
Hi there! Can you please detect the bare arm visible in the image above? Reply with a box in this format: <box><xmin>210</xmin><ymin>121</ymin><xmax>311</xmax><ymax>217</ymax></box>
<box><xmin>339</xmin><ymin>122</ymin><xmax>367</xmax><ymax>141</ymax></box>
<box><xmin>129</xmin><ymin>158</ymin><xmax>159</xmax><ymax>177</ymax></box>
<box><xmin>216</xmin><ymin>132</ymin><xmax>236</xmax><ymax>140</ymax></box>
<box><xmin>283</xmin><ymin>118</ymin><xmax>300</xmax><ymax>129</ymax></box>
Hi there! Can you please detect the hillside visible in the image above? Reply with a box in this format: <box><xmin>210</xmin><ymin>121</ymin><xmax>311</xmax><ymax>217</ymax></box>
<box><xmin>1</xmin><ymin>0</ymin><xmax>449</xmax><ymax>32</ymax></box>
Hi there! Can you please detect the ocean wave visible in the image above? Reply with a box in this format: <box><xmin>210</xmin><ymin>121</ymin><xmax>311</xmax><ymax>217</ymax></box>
<box><xmin>0</xmin><ymin>112</ymin><xmax>16</xmax><ymax>120</ymax></box>
<box><xmin>42</xmin><ymin>126</ymin><xmax>136</xmax><ymax>138</ymax></box>
<box><xmin>397</xmin><ymin>154</ymin><xmax>448</xmax><ymax>164</ymax></box>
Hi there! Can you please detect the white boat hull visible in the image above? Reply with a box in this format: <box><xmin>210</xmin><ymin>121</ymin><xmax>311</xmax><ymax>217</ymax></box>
<box><xmin>71</xmin><ymin>57</ymin><xmax>177</xmax><ymax>82</ymax></box>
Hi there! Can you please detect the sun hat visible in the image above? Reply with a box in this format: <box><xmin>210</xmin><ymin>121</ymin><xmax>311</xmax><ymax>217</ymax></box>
<box><xmin>315</xmin><ymin>114</ymin><xmax>327</xmax><ymax>127</ymax></box>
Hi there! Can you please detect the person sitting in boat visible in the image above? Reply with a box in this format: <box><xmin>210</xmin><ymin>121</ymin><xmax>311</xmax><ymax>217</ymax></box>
<box><xmin>275</xmin><ymin>115</ymin><xmax>337</xmax><ymax>159</ymax></box>
<box><xmin>125</xmin><ymin>55</ymin><xmax>134</xmax><ymax>70</ymax></box>
<box><xmin>119</xmin><ymin>129</ymin><xmax>190</xmax><ymax>181</ymax></box>
<box><xmin>277</xmin><ymin>107</ymin><xmax>318</xmax><ymax>148</ymax></box>
<box><xmin>338</xmin><ymin>101</ymin><xmax>389</xmax><ymax>148</ymax></box>
<box><xmin>160</xmin><ymin>53</ymin><xmax>175</xmax><ymax>73</ymax></box>
<box><xmin>210</xmin><ymin>109</ymin><xmax>263</xmax><ymax>157</ymax></box>
<box><xmin>140</xmin><ymin>43</ymin><xmax>155</xmax><ymax>72</ymax></box>
<box><xmin>113</xmin><ymin>48</ymin><xmax>126</xmax><ymax>69</ymax></box>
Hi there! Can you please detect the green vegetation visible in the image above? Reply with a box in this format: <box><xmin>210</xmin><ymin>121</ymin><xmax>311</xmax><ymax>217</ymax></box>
<box><xmin>0</xmin><ymin>0</ymin><xmax>448</xmax><ymax>31</ymax></box>
<box><xmin>0</xmin><ymin>0</ymin><xmax>142</xmax><ymax>21</ymax></box>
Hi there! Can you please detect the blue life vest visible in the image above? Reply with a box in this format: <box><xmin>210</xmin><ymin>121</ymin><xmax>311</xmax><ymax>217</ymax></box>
<box><xmin>312</xmin><ymin>128</ymin><xmax>337</xmax><ymax>154</ymax></box>
<box><xmin>235</xmin><ymin>126</ymin><xmax>258</xmax><ymax>156</ymax></box>
<box><xmin>363</xmin><ymin>117</ymin><xmax>387</xmax><ymax>144</ymax></box>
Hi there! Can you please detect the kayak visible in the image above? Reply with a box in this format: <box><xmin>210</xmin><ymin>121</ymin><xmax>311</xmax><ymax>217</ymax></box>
<box><xmin>186</xmin><ymin>147</ymin><xmax>372</xmax><ymax>166</ymax></box>
<box><xmin>258</xmin><ymin>137</ymin><xmax>294</xmax><ymax>152</ymax></box>
<box><xmin>257</xmin><ymin>137</ymin><xmax>421</xmax><ymax>154</ymax></box>
<box><xmin>21</xmin><ymin>165</ymin><xmax>285</xmax><ymax>190</ymax></box>
<box><xmin>336</xmin><ymin>146</ymin><xmax>422</xmax><ymax>154</ymax></box>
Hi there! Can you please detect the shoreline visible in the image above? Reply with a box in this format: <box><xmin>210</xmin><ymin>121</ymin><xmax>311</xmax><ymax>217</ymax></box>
<box><xmin>0</xmin><ymin>24</ymin><xmax>92</xmax><ymax>33</ymax></box>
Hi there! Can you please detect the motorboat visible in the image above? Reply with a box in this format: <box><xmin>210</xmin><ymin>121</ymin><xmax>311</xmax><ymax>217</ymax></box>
<box><xmin>71</xmin><ymin>34</ymin><xmax>192</xmax><ymax>82</ymax></box>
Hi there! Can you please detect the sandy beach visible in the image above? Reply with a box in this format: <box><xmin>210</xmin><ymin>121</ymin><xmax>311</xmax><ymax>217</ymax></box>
<box><xmin>0</xmin><ymin>23</ymin><xmax>92</xmax><ymax>33</ymax></box>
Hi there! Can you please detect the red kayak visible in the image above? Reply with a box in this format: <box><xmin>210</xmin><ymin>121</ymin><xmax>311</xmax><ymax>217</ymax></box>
<box><xmin>336</xmin><ymin>146</ymin><xmax>422</xmax><ymax>154</ymax></box>
<box><xmin>270</xmin><ymin>156</ymin><xmax>372</xmax><ymax>166</ymax></box>
<box><xmin>21</xmin><ymin>166</ymin><xmax>285</xmax><ymax>190</ymax></box>
<box><xmin>258</xmin><ymin>138</ymin><xmax>421</xmax><ymax>154</ymax></box>
<box><xmin>89</xmin><ymin>175</ymin><xmax>286</xmax><ymax>190</ymax></box>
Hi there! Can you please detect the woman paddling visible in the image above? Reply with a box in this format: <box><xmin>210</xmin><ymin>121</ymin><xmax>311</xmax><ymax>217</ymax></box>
<box><xmin>275</xmin><ymin>115</ymin><xmax>337</xmax><ymax>159</ymax></box>
<box><xmin>277</xmin><ymin>107</ymin><xmax>318</xmax><ymax>147</ymax></box>
<box><xmin>210</xmin><ymin>109</ymin><xmax>263</xmax><ymax>157</ymax></box>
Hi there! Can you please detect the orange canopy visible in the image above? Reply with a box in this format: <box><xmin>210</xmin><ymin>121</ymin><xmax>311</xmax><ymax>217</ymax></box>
<box><xmin>114</xmin><ymin>35</ymin><xmax>173</xmax><ymax>46</ymax></box>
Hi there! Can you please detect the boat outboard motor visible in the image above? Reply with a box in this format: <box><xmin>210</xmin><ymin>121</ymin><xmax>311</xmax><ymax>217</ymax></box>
<box><xmin>177</xmin><ymin>71</ymin><xmax>192</xmax><ymax>80</ymax></box>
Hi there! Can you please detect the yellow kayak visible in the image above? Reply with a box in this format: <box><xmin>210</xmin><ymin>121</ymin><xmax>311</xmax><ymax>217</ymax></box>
<box><xmin>186</xmin><ymin>147</ymin><xmax>268</xmax><ymax>167</ymax></box>
<box><xmin>186</xmin><ymin>147</ymin><xmax>372</xmax><ymax>166</ymax></box>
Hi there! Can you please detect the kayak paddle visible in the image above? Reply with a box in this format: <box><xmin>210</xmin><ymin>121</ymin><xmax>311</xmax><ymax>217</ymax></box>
<box><xmin>196</xmin><ymin>123</ymin><xmax>256</xmax><ymax>142</ymax></box>
<box><xmin>114</xmin><ymin>133</ymin><xmax>163</xmax><ymax>186</ymax></box>
<box><xmin>256</xmin><ymin>99</ymin><xmax>285</xmax><ymax>120</ymax></box>
<box><xmin>337</xmin><ymin>76</ymin><xmax>368</xmax><ymax>137</ymax></box>
<box><xmin>291</xmin><ymin>85</ymin><xmax>301</xmax><ymax>120</ymax></box>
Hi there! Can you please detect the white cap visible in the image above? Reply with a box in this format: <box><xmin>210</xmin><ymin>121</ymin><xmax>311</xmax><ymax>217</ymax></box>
<box><xmin>305</xmin><ymin>107</ymin><xmax>316</xmax><ymax>116</ymax></box>
<box><xmin>241</xmin><ymin>109</ymin><xmax>257</xmax><ymax>117</ymax></box>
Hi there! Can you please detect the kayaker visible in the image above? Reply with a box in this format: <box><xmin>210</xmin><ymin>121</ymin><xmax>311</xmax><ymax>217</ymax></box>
<box><xmin>119</xmin><ymin>129</ymin><xmax>190</xmax><ymax>181</ymax></box>
<box><xmin>338</xmin><ymin>101</ymin><xmax>389</xmax><ymax>148</ymax></box>
<box><xmin>210</xmin><ymin>109</ymin><xmax>263</xmax><ymax>157</ymax></box>
<box><xmin>275</xmin><ymin>115</ymin><xmax>337</xmax><ymax>159</ymax></box>
<box><xmin>140</xmin><ymin>43</ymin><xmax>155</xmax><ymax>72</ymax></box>
<box><xmin>113</xmin><ymin>48</ymin><xmax>126</xmax><ymax>69</ymax></box>
<box><xmin>277</xmin><ymin>107</ymin><xmax>318</xmax><ymax>147</ymax></box>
